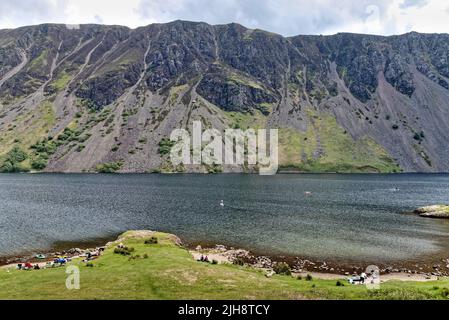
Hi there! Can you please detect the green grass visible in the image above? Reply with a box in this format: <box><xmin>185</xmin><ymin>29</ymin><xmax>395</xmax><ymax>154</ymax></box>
<box><xmin>95</xmin><ymin>49</ymin><xmax>141</xmax><ymax>76</ymax></box>
<box><xmin>222</xmin><ymin>108</ymin><xmax>399</xmax><ymax>173</ymax></box>
<box><xmin>29</xmin><ymin>49</ymin><xmax>49</xmax><ymax>72</ymax></box>
<box><xmin>0</xmin><ymin>231</ymin><xmax>448</xmax><ymax>300</ymax></box>
<box><xmin>51</xmin><ymin>72</ymin><xmax>72</xmax><ymax>92</ymax></box>
<box><xmin>225</xmin><ymin>110</ymin><xmax>267</xmax><ymax>130</ymax></box>
<box><xmin>227</xmin><ymin>72</ymin><xmax>265</xmax><ymax>90</ymax></box>
<box><xmin>0</xmin><ymin>101</ymin><xmax>55</xmax><ymax>160</ymax></box>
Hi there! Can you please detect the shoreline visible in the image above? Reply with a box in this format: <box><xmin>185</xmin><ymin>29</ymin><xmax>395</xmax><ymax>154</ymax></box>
<box><xmin>2</xmin><ymin>232</ymin><xmax>448</xmax><ymax>281</ymax></box>
<box><xmin>188</xmin><ymin>241</ymin><xmax>449</xmax><ymax>279</ymax></box>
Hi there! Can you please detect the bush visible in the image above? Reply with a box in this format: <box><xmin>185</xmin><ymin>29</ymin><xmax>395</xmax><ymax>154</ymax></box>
<box><xmin>413</xmin><ymin>131</ymin><xmax>425</xmax><ymax>142</ymax></box>
<box><xmin>144</xmin><ymin>237</ymin><xmax>158</xmax><ymax>245</ymax></box>
<box><xmin>0</xmin><ymin>146</ymin><xmax>29</xmax><ymax>173</ymax></box>
<box><xmin>211</xmin><ymin>260</ymin><xmax>218</xmax><ymax>265</ymax></box>
<box><xmin>158</xmin><ymin>138</ymin><xmax>176</xmax><ymax>155</ymax></box>
<box><xmin>114</xmin><ymin>247</ymin><xmax>135</xmax><ymax>256</ymax></box>
<box><xmin>336</xmin><ymin>280</ymin><xmax>344</xmax><ymax>287</ymax></box>
<box><xmin>305</xmin><ymin>274</ymin><xmax>313</xmax><ymax>281</ymax></box>
<box><xmin>96</xmin><ymin>161</ymin><xmax>123</xmax><ymax>173</ymax></box>
<box><xmin>7</xmin><ymin>146</ymin><xmax>28</xmax><ymax>163</ymax></box>
<box><xmin>78</xmin><ymin>134</ymin><xmax>91</xmax><ymax>143</ymax></box>
<box><xmin>58</xmin><ymin>128</ymin><xmax>75</xmax><ymax>141</ymax></box>
<box><xmin>31</xmin><ymin>139</ymin><xmax>57</xmax><ymax>154</ymax></box>
<box><xmin>441</xmin><ymin>288</ymin><xmax>449</xmax><ymax>298</ymax></box>
<box><xmin>31</xmin><ymin>158</ymin><xmax>48</xmax><ymax>170</ymax></box>
<box><xmin>233</xmin><ymin>258</ymin><xmax>245</xmax><ymax>266</ymax></box>
<box><xmin>143</xmin><ymin>254</ymin><xmax>149</xmax><ymax>259</ymax></box>
<box><xmin>273</xmin><ymin>262</ymin><xmax>291</xmax><ymax>276</ymax></box>
<box><xmin>86</xmin><ymin>262</ymin><xmax>94</xmax><ymax>267</ymax></box>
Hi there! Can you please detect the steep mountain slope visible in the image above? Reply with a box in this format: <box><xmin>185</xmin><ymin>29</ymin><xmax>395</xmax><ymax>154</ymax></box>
<box><xmin>0</xmin><ymin>21</ymin><xmax>448</xmax><ymax>173</ymax></box>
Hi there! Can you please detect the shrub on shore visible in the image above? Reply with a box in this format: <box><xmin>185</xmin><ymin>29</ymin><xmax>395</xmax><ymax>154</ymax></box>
<box><xmin>0</xmin><ymin>146</ymin><xmax>30</xmax><ymax>173</ymax></box>
<box><xmin>233</xmin><ymin>258</ymin><xmax>245</xmax><ymax>266</ymax></box>
<box><xmin>273</xmin><ymin>262</ymin><xmax>291</xmax><ymax>276</ymax></box>
<box><xmin>96</xmin><ymin>161</ymin><xmax>123</xmax><ymax>173</ymax></box>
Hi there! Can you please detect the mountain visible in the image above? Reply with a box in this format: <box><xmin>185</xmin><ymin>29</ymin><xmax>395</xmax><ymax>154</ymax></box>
<box><xmin>0</xmin><ymin>21</ymin><xmax>449</xmax><ymax>173</ymax></box>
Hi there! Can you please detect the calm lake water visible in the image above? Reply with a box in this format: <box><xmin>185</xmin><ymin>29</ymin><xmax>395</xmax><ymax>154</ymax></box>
<box><xmin>1</xmin><ymin>174</ymin><xmax>449</xmax><ymax>263</ymax></box>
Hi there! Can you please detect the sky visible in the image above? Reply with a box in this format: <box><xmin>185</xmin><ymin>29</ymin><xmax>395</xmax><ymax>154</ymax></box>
<box><xmin>0</xmin><ymin>0</ymin><xmax>448</xmax><ymax>36</ymax></box>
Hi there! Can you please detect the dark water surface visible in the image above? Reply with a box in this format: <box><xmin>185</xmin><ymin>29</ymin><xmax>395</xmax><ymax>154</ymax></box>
<box><xmin>1</xmin><ymin>173</ymin><xmax>449</xmax><ymax>263</ymax></box>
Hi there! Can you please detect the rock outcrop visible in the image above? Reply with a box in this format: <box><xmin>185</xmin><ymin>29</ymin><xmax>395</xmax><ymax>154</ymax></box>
<box><xmin>414</xmin><ymin>205</ymin><xmax>449</xmax><ymax>218</ymax></box>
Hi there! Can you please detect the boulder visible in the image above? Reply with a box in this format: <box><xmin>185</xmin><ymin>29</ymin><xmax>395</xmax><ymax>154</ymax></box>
<box><xmin>414</xmin><ymin>205</ymin><xmax>449</xmax><ymax>218</ymax></box>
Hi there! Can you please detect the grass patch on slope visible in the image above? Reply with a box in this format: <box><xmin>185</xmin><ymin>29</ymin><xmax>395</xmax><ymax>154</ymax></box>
<box><xmin>225</xmin><ymin>110</ymin><xmax>267</xmax><ymax>130</ymax></box>
<box><xmin>0</xmin><ymin>101</ymin><xmax>55</xmax><ymax>163</ymax></box>
<box><xmin>279</xmin><ymin>109</ymin><xmax>400</xmax><ymax>173</ymax></box>
<box><xmin>51</xmin><ymin>71</ymin><xmax>72</xmax><ymax>92</ymax></box>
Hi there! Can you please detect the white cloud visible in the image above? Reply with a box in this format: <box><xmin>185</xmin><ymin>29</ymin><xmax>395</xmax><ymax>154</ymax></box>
<box><xmin>0</xmin><ymin>0</ymin><xmax>448</xmax><ymax>36</ymax></box>
<box><xmin>399</xmin><ymin>0</ymin><xmax>429</xmax><ymax>9</ymax></box>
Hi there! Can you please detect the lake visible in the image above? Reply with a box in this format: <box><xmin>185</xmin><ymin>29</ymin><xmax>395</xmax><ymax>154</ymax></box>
<box><xmin>1</xmin><ymin>173</ymin><xmax>449</xmax><ymax>264</ymax></box>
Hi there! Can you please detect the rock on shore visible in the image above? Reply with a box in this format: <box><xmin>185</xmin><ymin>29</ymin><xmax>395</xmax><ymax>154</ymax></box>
<box><xmin>414</xmin><ymin>205</ymin><xmax>449</xmax><ymax>218</ymax></box>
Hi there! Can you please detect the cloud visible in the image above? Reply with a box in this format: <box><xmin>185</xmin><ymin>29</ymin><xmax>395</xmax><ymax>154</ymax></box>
<box><xmin>0</xmin><ymin>0</ymin><xmax>69</xmax><ymax>29</ymax></box>
<box><xmin>0</xmin><ymin>0</ymin><xmax>448</xmax><ymax>36</ymax></box>
<box><xmin>399</xmin><ymin>0</ymin><xmax>429</xmax><ymax>9</ymax></box>
<box><xmin>137</xmin><ymin>0</ymin><xmax>395</xmax><ymax>36</ymax></box>
<box><xmin>0</xmin><ymin>0</ymin><xmax>142</xmax><ymax>29</ymax></box>
<box><xmin>94</xmin><ymin>15</ymin><xmax>104</xmax><ymax>24</ymax></box>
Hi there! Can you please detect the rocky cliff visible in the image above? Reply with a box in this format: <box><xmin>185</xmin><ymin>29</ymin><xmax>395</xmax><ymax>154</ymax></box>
<box><xmin>0</xmin><ymin>21</ymin><xmax>448</xmax><ymax>173</ymax></box>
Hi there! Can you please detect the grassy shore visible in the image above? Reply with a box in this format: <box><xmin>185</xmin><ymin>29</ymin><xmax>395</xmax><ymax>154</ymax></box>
<box><xmin>0</xmin><ymin>231</ymin><xmax>449</xmax><ymax>300</ymax></box>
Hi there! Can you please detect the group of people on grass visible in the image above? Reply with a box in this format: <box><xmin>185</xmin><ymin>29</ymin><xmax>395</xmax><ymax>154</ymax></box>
<box><xmin>16</xmin><ymin>257</ymin><xmax>69</xmax><ymax>271</ymax></box>
<box><xmin>198</xmin><ymin>255</ymin><xmax>210</xmax><ymax>263</ymax></box>
<box><xmin>16</xmin><ymin>248</ymin><xmax>105</xmax><ymax>271</ymax></box>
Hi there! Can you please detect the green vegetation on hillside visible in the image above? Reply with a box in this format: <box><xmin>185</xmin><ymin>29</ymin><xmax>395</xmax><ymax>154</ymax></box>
<box><xmin>158</xmin><ymin>138</ymin><xmax>176</xmax><ymax>155</ymax></box>
<box><xmin>0</xmin><ymin>146</ymin><xmax>29</xmax><ymax>172</ymax></box>
<box><xmin>278</xmin><ymin>109</ymin><xmax>400</xmax><ymax>173</ymax></box>
<box><xmin>0</xmin><ymin>101</ymin><xmax>55</xmax><ymax>154</ymax></box>
<box><xmin>0</xmin><ymin>231</ymin><xmax>448</xmax><ymax>300</ymax></box>
<box><xmin>51</xmin><ymin>71</ymin><xmax>72</xmax><ymax>92</ymax></box>
<box><xmin>30</xmin><ymin>138</ymin><xmax>58</xmax><ymax>170</ymax></box>
<box><xmin>29</xmin><ymin>49</ymin><xmax>49</xmax><ymax>72</ymax></box>
<box><xmin>95</xmin><ymin>161</ymin><xmax>123</xmax><ymax>173</ymax></box>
